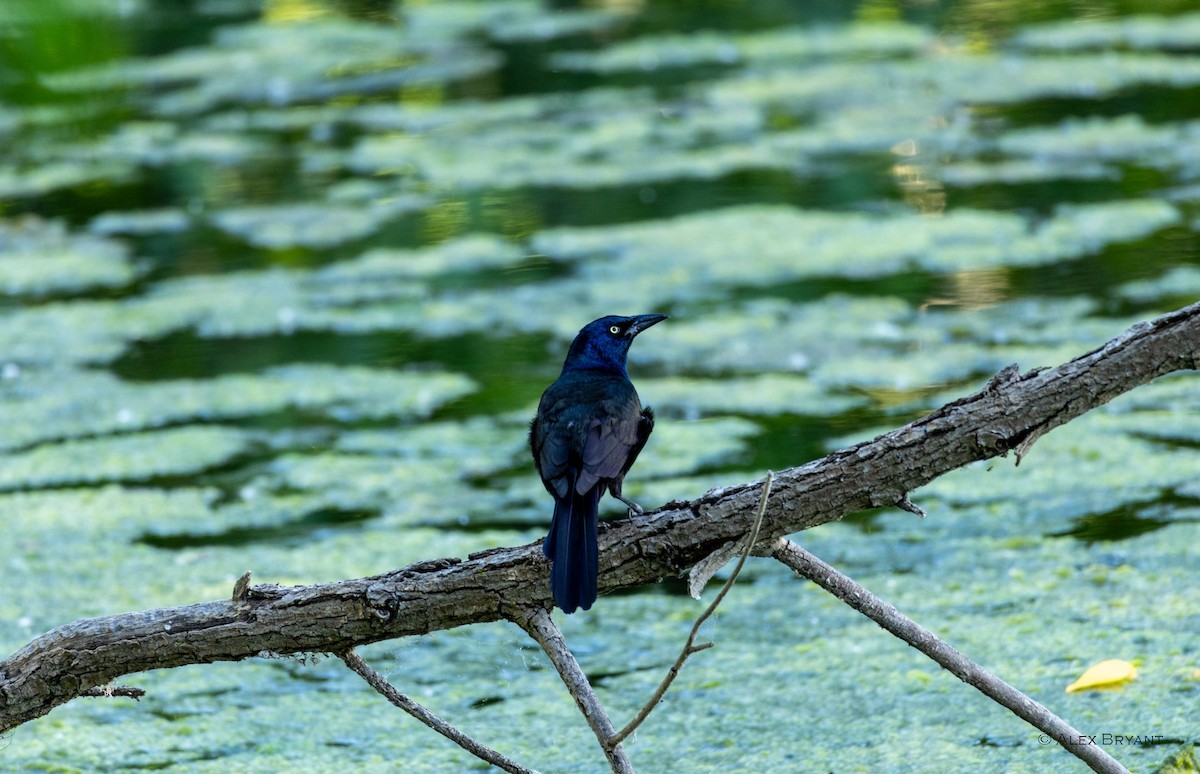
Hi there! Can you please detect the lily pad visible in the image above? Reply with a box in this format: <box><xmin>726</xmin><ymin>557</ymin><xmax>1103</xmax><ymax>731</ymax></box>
<box><xmin>996</xmin><ymin>115</ymin><xmax>1200</xmax><ymax>169</ymax></box>
<box><xmin>0</xmin><ymin>158</ymin><xmax>138</xmax><ymax>199</ymax></box>
<box><xmin>0</xmin><ymin>293</ymin><xmax>217</xmax><ymax>366</ymax></box>
<box><xmin>211</xmin><ymin>197</ymin><xmax>429</xmax><ymax>249</ymax></box>
<box><xmin>1092</xmin><ymin>410</ymin><xmax>1200</xmax><ymax>444</ymax></box>
<box><xmin>939</xmin><ymin>159</ymin><xmax>1119</xmax><ymax>187</ymax></box>
<box><xmin>0</xmin><ymin>215</ymin><xmax>141</xmax><ymax>296</ymax></box>
<box><xmin>89</xmin><ymin>208</ymin><xmax>192</xmax><ymax>235</ymax></box>
<box><xmin>402</xmin><ymin>1</ymin><xmax>626</xmax><ymax>46</ymax></box>
<box><xmin>0</xmin><ymin>426</ymin><xmax>253</xmax><ymax>491</ymax></box>
<box><xmin>1116</xmin><ymin>265</ymin><xmax>1200</xmax><ymax>304</ymax></box>
<box><xmin>46</xmin><ymin>18</ymin><xmax>502</xmax><ymax>115</ymax></box>
<box><xmin>635</xmin><ymin>417</ymin><xmax>760</xmax><ymax>478</ymax></box>
<box><xmin>705</xmin><ymin>52</ymin><xmax>1200</xmax><ymax>117</ymax></box>
<box><xmin>643</xmin><ymin>295</ymin><xmax>1141</xmax><ymax>396</ymax></box>
<box><xmin>324</xmin><ymin>234</ymin><xmax>527</xmax><ymax>281</ymax></box>
<box><xmin>345</xmin><ymin>87</ymin><xmax>659</xmax><ymax>135</ymax></box>
<box><xmin>0</xmin><ymin>365</ymin><xmax>476</xmax><ymax>451</ymax></box>
<box><xmin>489</xmin><ymin>7</ymin><xmax>628</xmax><ymax>43</ymax></box>
<box><xmin>1105</xmin><ymin>372</ymin><xmax>1200</xmax><ymax>413</ymax></box>
<box><xmin>3</xmin><ymin>485</ymin><xmax>213</xmax><ymax>543</ymax></box>
<box><xmin>639</xmin><ymin>375</ymin><xmax>867</xmax><ymax>417</ymax></box>
<box><xmin>636</xmin><ymin>296</ymin><xmax>911</xmax><ymax>375</ymax></box>
<box><xmin>256</xmin><ymin>452</ymin><xmax>483</xmax><ymax>520</ymax></box>
<box><xmin>0</xmin><ymin>234</ymin><xmax>529</xmax><ymax>365</ymax></box>
<box><xmin>338</xmin><ymin>417</ymin><xmax>527</xmax><ymax>477</ymax></box>
<box><xmin>921</xmin><ymin>411</ymin><xmax>1199</xmax><ymax>509</ymax></box>
<box><xmin>531</xmin><ymin>200</ymin><xmax>1179</xmax><ymax>287</ymax></box>
<box><xmin>347</xmin><ymin>101</ymin><xmax>779</xmax><ymax>190</ymax></box>
<box><xmin>636</xmin><ymin>470</ymin><xmax>763</xmax><ymax>507</ymax></box>
<box><xmin>1014</xmin><ymin>13</ymin><xmax>1200</xmax><ymax>52</ymax></box>
<box><xmin>550</xmin><ymin>22</ymin><xmax>932</xmax><ymax>73</ymax></box>
<box><xmin>136</xmin><ymin>493</ymin><xmax>377</xmax><ymax>548</ymax></box>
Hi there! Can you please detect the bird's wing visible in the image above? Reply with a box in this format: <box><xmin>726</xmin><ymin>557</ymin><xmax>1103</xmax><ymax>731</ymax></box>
<box><xmin>620</xmin><ymin>406</ymin><xmax>654</xmax><ymax>479</ymax></box>
<box><xmin>531</xmin><ymin>405</ymin><xmax>572</xmax><ymax>500</ymax></box>
<box><xmin>578</xmin><ymin>409</ymin><xmax>642</xmax><ymax>495</ymax></box>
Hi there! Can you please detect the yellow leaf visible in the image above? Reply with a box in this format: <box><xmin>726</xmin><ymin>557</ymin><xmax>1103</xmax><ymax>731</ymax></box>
<box><xmin>1066</xmin><ymin>659</ymin><xmax>1138</xmax><ymax>694</ymax></box>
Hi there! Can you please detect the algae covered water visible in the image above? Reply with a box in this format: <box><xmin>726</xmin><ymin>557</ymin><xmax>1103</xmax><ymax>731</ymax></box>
<box><xmin>2</xmin><ymin>1</ymin><xmax>1198</xmax><ymax>771</ymax></box>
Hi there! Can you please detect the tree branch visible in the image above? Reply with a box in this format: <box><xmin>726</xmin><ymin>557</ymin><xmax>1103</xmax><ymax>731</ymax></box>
<box><xmin>771</xmin><ymin>539</ymin><xmax>1129</xmax><ymax>774</ymax></box>
<box><xmin>2</xmin><ymin>301</ymin><xmax>1198</xmax><ymax>734</ymax></box>
<box><xmin>338</xmin><ymin>649</ymin><xmax>538</xmax><ymax>774</ymax></box>
<box><xmin>512</xmin><ymin>609</ymin><xmax>634</xmax><ymax>773</ymax></box>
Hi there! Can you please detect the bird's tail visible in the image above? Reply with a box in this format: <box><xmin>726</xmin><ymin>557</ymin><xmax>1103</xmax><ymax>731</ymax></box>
<box><xmin>543</xmin><ymin>480</ymin><xmax>601</xmax><ymax>614</ymax></box>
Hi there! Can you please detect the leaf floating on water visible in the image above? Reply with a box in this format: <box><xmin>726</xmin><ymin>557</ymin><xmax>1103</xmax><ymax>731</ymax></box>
<box><xmin>1065</xmin><ymin>659</ymin><xmax>1138</xmax><ymax>693</ymax></box>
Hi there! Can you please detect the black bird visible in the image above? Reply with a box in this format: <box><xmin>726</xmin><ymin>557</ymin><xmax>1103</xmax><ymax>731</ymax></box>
<box><xmin>530</xmin><ymin>313</ymin><xmax>667</xmax><ymax>613</ymax></box>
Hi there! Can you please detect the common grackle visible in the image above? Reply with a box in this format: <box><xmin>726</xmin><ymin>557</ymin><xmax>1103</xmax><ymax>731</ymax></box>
<box><xmin>530</xmin><ymin>314</ymin><xmax>667</xmax><ymax>613</ymax></box>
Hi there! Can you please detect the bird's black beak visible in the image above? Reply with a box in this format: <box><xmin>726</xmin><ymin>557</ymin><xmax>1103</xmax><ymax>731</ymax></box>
<box><xmin>628</xmin><ymin>313</ymin><xmax>668</xmax><ymax>337</ymax></box>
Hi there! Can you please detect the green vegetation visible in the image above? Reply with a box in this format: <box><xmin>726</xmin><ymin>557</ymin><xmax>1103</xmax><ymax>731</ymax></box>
<box><xmin>2</xmin><ymin>0</ymin><xmax>1197</xmax><ymax>771</ymax></box>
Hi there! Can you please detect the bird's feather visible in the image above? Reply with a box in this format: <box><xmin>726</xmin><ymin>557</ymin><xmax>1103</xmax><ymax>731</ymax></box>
<box><xmin>543</xmin><ymin>468</ymin><xmax>601</xmax><ymax>613</ymax></box>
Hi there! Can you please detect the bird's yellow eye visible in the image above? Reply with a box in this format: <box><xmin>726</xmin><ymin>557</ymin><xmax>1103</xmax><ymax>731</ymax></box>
<box><xmin>609</xmin><ymin>325</ymin><xmax>621</xmax><ymax>335</ymax></box>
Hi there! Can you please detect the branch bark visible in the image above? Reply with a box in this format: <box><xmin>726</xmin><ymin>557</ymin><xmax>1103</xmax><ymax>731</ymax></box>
<box><xmin>2</xmin><ymin>301</ymin><xmax>1198</xmax><ymax>734</ymax></box>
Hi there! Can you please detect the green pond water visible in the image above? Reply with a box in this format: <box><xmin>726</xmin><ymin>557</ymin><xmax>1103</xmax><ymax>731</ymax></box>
<box><xmin>2</xmin><ymin>0</ymin><xmax>1199</xmax><ymax>771</ymax></box>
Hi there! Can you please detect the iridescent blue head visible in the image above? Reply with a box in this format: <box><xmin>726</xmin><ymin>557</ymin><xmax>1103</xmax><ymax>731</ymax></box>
<box><xmin>561</xmin><ymin>313</ymin><xmax>668</xmax><ymax>375</ymax></box>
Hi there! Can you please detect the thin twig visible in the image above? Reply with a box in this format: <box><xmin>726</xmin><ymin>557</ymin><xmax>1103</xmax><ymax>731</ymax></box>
<box><xmin>513</xmin><ymin>608</ymin><xmax>635</xmax><ymax>774</ymax></box>
<box><xmin>772</xmin><ymin>539</ymin><xmax>1129</xmax><ymax>774</ymax></box>
<box><xmin>339</xmin><ymin>649</ymin><xmax>537</xmax><ymax>774</ymax></box>
<box><xmin>608</xmin><ymin>471</ymin><xmax>773</xmax><ymax>748</ymax></box>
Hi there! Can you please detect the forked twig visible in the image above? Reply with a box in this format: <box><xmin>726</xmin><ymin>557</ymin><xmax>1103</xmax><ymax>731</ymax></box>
<box><xmin>513</xmin><ymin>609</ymin><xmax>634</xmax><ymax>773</ymax></box>
<box><xmin>339</xmin><ymin>649</ymin><xmax>537</xmax><ymax>774</ymax></box>
<box><xmin>608</xmin><ymin>471</ymin><xmax>773</xmax><ymax>748</ymax></box>
<box><xmin>772</xmin><ymin>539</ymin><xmax>1128</xmax><ymax>774</ymax></box>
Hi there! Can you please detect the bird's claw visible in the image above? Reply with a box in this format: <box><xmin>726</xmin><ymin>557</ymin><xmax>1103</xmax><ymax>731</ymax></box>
<box><xmin>614</xmin><ymin>494</ymin><xmax>644</xmax><ymax>518</ymax></box>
